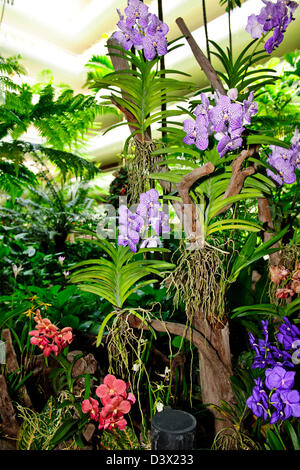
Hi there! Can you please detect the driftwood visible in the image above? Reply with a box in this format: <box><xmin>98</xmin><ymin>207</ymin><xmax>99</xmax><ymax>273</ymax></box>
<box><xmin>0</xmin><ymin>375</ymin><xmax>19</xmax><ymax>437</ymax></box>
<box><xmin>176</xmin><ymin>162</ymin><xmax>215</xmax><ymax>237</ymax></box>
<box><xmin>176</xmin><ymin>17</ymin><xmax>226</xmax><ymax>95</ymax></box>
<box><xmin>258</xmin><ymin>198</ymin><xmax>281</xmax><ymax>266</ymax></box>
<box><xmin>2</xmin><ymin>329</ymin><xmax>32</xmax><ymax>408</ymax></box>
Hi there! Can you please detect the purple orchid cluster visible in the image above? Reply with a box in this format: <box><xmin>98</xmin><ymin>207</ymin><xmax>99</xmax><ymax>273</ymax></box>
<box><xmin>183</xmin><ymin>88</ymin><xmax>258</xmax><ymax>158</ymax></box>
<box><xmin>118</xmin><ymin>189</ymin><xmax>170</xmax><ymax>253</ymax></box>
<box><xmin>246</xmin><ymin>0</ymin><xmax>298</xmax><ymax>54</ymax></box>
<box><xmin>247</xmin><ymin>317</ymin><xmax>300</xmax><ymax>424</ymax></box>
<box><xmin>266</xmin><ymin>128</ymin><xmax>300</xmax><ymax>185</ymax></box>
<box><xmin>112</xmin><ymin>0</ymin><xmax>169</xmax><ymax>61</ymax></box>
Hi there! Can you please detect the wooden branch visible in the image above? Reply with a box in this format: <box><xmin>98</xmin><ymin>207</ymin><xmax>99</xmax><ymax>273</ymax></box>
<box><xmin>258</xmin><ymin>198</ymin><xmax>281</xmax><ymax>266</ymax></box>
<box><xmin>107</xmin><ymin>37</ymin><xmax>130</xmax><ymax>72</ymax></box>
<box><xmin>129</xmin><ymin>315</ymin><xmax>232</xmax><ymax>376</ymax></box>
<box><xmin>176</xmin><ymin>17</ymin><xmax>226</xmax><ymax>95</ymax></box>
<box><xmin>177</xmin><ymin>162</ymin><xmax>215</xmax><ymax>205</ymax></box>
<box><xmin>2</xmin><ymin>329</ymin><xmax>19</xmax><ymax>374</ymax></box>
<box><xmin>176</xmin><ymin>162</ymin><xmax>215</xmax><ymax>236</ymax></box>
<box><xmin>0</xmin><ymin>375</ymin><xmax>19</xmax><ymax>437</ymax></box>
<box><xmin>214</xmin><ymin>148</ymin><xmax>256</xmax><ymax>217</ymax></box>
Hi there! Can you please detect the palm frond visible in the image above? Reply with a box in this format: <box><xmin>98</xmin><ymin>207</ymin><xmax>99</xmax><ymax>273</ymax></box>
<box><xmin>0</xmin><ymin>140</ymin><xmax>99</xmax><ymax>182</ymax></box>
<box><xmin>87</xmin><ymin>45</ymin><xmax>196</xmax><ymax>141</ymax></box>
<box><xmin>70</xmin><ymin>242</ymin><xmax>174</xmax><ymax>308</ymax></box>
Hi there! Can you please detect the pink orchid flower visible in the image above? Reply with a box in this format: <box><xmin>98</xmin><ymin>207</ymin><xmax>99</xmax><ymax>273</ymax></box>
<box><xmin>101</xmin><ymin>396</ymin><xmax>131</xmax><ymax>419</ymax></box>
<box><xmin>98</xmin><ymin>412</ymin><xmax>127</xmax><ymax>431</ymax></box>
<box><xmin>96</xmin><ymin>374</ymin><xmax>127</xmax><ymax>401</ymax></box>
<box><xmin>82</xmin><ymin>397</ymin><xmax>100</xmax><ymax>421</ymax></box>
<box><xmin>275</xmin><ymin>287</ymin><xmax>295</xmax><ymax>299</ymax></box>
<box><xmin>29</xmin><ymin>313</ymin><xmax>73</xmax><ymax>358</ymax></box>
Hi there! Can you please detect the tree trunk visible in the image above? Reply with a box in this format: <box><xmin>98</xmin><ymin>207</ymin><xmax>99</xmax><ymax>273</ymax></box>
<box><xmin>194</xmin><ymin>318</ymin><xmax>234</xmax><ymax>433</ymax></box>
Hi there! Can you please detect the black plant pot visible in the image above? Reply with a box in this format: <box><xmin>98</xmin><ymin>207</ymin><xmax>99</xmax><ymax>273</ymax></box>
<box><xmin>151</xmin><ymin>408</ymin><xmax>197</xmax><ymax>450</ymax></box>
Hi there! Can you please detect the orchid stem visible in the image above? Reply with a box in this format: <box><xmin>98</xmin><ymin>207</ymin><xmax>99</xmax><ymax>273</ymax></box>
<box><xmin>202</xmin><ymin>0</ymin><xmax>210</xmax><ymax>62</ymax></box>
<box><xmin>228</xmin><ymin>0</ymin><xmax>232</xmax><ymax>57</ymax></box>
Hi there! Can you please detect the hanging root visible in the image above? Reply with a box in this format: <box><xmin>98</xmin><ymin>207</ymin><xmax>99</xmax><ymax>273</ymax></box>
<box><xmin>211</xmin><ymin>427</ymin><xmax>260</xmax><ymax>450</ymax></box>
<box><xmin>127</xmin><ymin>140</ymin><xmax>159</xmax><ymax>205</ymax></box>
<box><xmin>164</xmin><ymin>243</ymin><xmax>227</xmax><ymax>327</ymax></box>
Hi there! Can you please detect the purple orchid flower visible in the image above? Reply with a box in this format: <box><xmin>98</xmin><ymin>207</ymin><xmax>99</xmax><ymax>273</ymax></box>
<box><xmin>290</xmin><ymin>128</ymin><xmax>300</xmax><ymax>169</ymax></box>
<box><xmin>246</xmin><ymin>378</ymin><xmax>269</xmax><ymax>419</ymax></box>
<box><xmin>279</xmin><ymin>389</ymin><xmax>300</xmax><ymax>418</ymax></box>
<box><xmin>147</xmin><ymin>13</ymin><xmax>169</xmax><ymax>37</ymax></box>
<box><xmin>216</xmin><ymin>132</ymin><xmax>243</xmax><ymax>158</ymax></box>
<box><xmin>118</xmin><ymin>205</ymin><xmax>144</xmax><ymax>232</ymax></box>
<box><xmin>117</xmin><ymin>189</ymin><xmax>170</xmax><ymax>253</ymax></box>
<box><xmin>265</xmin><ymin>365</ymin><xmax>295</xmax><ymax>390</ymax></box>
<box><xmin>113</xmin><ymin>0</ymin><xmax>169</xmax><ymax>61</ymax></box>
<box><xmin>113</xmin><ymin>12</ymin><xmax>143</xmax><ymax>51</ymax></box>
<box><xmin>209</xmin><ymin>95</ymin><xmax>243</xmax><ymax>133</ymax></box>
<box><xmin>194</xmin><ymin>93</ymin><xmax>211</xmax><ymax>125</ymax></box>
<box><xmin>142</xmin><ymin>33</ymin><xmax>168</xmax><ymax>60</ymax></box>
<box><xmin>118</xmin><ymin>226</ymin><xmax>140</xmax><ymax>253</ymax></box>
<box><xmin>265</xmin><ymin>26</ymin><xmax>285</xmax><ymax>53</ymax></box>
<box><xmin>267</xmin><ymin>154</ymin><xmax>296</xmax><ymax>186</ymax></box>
<box><xmin>277</xmin><ymin>316</ymin><xmax>300</xmax><ymax>350</ymax></box>
<box><xmin>267</xmin><ymin>145</ymin><xmax>297</xmax><ymax>185</ymax></box>
<box><xmin>183</xmin><ymin>116</ymin><xmax>210</xmax><ymax>151</ymax></box>
<box><xmin>243</xmin><ymin>91</ymin><xmax>258</xmax><ymax>125</ymax></box>
<box><xmin>246</xmin><ymin>0</ymin><xmax>298</xmax><ymax>54</ymax></box>
<box><xmin>246</xmin><ymin>14</ymin><xmax>264</xmax><ymax>38</ymax></box>
<box><xmin>124</xmin><ymin>0</ymin><xmax>150</xmax><ymax>30</ymax></box>
<box><xmin>140</xmin><ymin>236</ymin><xmax>162</xmax><ymax>249</ymax></box>
<box><xmin>257</xmin><ymin>2</ymin><xmax>278</xmax><ymax>31</ymax></box>
<box><xmin>137</xmin><ymin>188</ymin><xmax>161</xmax><ymax>218</ymax></box>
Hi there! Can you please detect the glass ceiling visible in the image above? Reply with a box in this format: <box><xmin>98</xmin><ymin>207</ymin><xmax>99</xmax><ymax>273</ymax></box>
<box><xmin>0</xmin><ymin>0</ymin><xmax>299</xmax><ymax>167</ymax></box>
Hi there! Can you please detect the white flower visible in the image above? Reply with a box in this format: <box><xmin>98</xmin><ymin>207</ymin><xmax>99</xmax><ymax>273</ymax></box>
<box><xmin>58</xmin><ymin>256</ymin><xmax>65</xmax><ymax>266</ymax></box>
<box><xmin>12</xmin><ymin>264</ymin><xmax>23</xmax><ymax>279</ymax></box>
<box><xmin>132</xmin><ymin>363</ymin><xmax>140</xmax><ymax>372</ymax></box>
<box><xmin>156</xmin><ymin>402</ymin><xmax>164</xmax><ymax>413</ymax></box>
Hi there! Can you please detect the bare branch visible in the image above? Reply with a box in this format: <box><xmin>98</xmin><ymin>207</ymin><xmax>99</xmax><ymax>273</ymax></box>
<box><xmin>0</xmin><ymin>375</ymin><xmax>19</xmax><ymax>437</ymax></box>
<box><xmin>176</xmin><ymin>162</ymin><xmax>215</xmax><ymax>205</ymax></box>
<box><xmin>258</xmin><ymin>198</ymin><xmax>281</xmax><ymax>266</ymax></box>
<box><xmin>214</xmin><ymin>148</ymin><xmax>257</xmax><ymax>217</ymax></box>
<box><xmin>176</xmin><ymin>162</ymin><xmax>215</xmax><ymax>236</ymax></box>
<box><xmin>128</xmin><ymin>315</ymin><xmax>232</xmax><ymax>376</ymax></box>
<box><xmin>176</xmin><ymin>17</ymin><xmax>226</xmax><ymax>95</ymax></box>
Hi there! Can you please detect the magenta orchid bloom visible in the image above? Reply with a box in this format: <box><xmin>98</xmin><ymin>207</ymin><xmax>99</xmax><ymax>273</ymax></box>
<box><xmin>82</xmin><ymin>397</ymin><xmax>100</xmax><ymax>421</ymax></box>
<box><xmin>29</xmin><ymin>312</ymin><xmax>74</xmax><ymax>358</ymax></box>
<box><xmin>101</xmin><ymin>396</ymin><xmax>132</xmax><ymax>419</ymax></box>
<box><xmin>82</xmin><ymin>374</ymin><xmax>136</xmax><ymax>433</ymax></box>
<box><xmin>96</xmin><ymin>374</ymin><xmax>127</xmax><ymax>401</ymax></box>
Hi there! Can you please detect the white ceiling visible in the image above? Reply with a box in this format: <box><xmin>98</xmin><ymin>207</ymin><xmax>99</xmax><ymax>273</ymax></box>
<box><xmin>1</xmin><ymin>0</ymin><xmax>299</xmax><ymax>168</ymax></box>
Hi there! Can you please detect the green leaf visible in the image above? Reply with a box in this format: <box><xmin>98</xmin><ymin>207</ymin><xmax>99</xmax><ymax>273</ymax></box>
<box><xmin>96</xmin><ymin>312</ymin><xmax>116</xmax><ymax>347</ymax></box>
<box><xmin>285</xmin><ymin>421</ymin><xmax>300</xmax><ymax>450</ymax></box>
<box><xmin>266</xmin><ymin>429</ymin><xmax>285</xmax><ymax>450</ymax></box>
<box><xmin>246</xmin><ymin>135</ymin><xmax>290</xmax><ymax>149</ymax></box>
<box><xmin>49</xmin><ymin>418</ymin><xmax>78</xmax><ymax>448</ymax></box>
